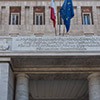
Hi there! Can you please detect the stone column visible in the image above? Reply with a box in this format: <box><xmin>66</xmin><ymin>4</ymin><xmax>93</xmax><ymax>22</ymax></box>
<box><xmin>88</xmin><ymin>73</ymin><xmax>100</xmax><ymax>100</ymax></box>
<box><xmin>15</xmin><ymin>73</ymin><xmax>29</xmax><ymax>100</ymax></box>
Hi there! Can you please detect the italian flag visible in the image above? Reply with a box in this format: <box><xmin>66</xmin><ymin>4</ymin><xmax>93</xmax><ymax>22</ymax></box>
<box><xmin>50</xmin><ymin>0</ymin><xmax>56</xmax><ymax>27</ymax></box>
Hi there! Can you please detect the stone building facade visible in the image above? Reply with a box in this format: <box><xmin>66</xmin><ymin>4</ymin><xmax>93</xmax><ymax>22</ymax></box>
<box><xmin>0</xmin><ymin>0</ymin><xmax>100</xmax><ymax>36</ymax></box>
<box><xmin>0</xmin><ymin>0</ymin><xmax>100</xmax><ymax>100</ymax></box>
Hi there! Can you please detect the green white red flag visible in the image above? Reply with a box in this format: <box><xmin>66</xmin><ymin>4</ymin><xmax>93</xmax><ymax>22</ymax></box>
<box><xmin>50</xmin><ymin>0</ymin><xmax>56</xmax><ymax>27</ymax></box>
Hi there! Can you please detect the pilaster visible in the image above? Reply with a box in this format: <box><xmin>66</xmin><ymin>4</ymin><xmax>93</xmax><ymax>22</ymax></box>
<box><xmin>0</xmin><ymin>57</ymin><xmax>13</xmax><ymax>100</ymax></box>
<box><xmin>92</xmin><ymin>6</ymin><xmax>98</xmax><ymax>34</ymax></box>
<box><xmin>77</xmin><ymin>6</ymin><xmax>82</xmax><ymax>25</ymax></box>
<box><xmin>21</xmin><ymin>6</ymin><xmax>25</xmax><ymax>25</ymax></box>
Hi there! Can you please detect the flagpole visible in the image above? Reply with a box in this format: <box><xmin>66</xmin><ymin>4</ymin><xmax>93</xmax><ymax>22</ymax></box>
<box><xmin>59</xmin><ymin>12</ymin><xmax>61</xmax><ymax>35</ymax></box>
<box><xmin>59</xmin><ymin>0</ymin><xmax>61</xmax><ymax>35</ymax></box>
<box><xmin>55</xmin><ymin>27</ymin><xmax>57</xmax><ymax>36</ymax></box>
<box><xmin>63</xmin><ymin>25</ymin><xmax>65</xmax><ymax>36</ymax></box>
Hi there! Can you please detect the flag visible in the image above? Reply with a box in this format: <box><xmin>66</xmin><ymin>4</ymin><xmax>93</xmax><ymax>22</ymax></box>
<box><xmin>50</xmin><ymin>0</ymin><xmax>56</xmax><ymax>27</ymax></box>
<box><xmin>60</xmin><ymin>0</ymin><xmax>74</xmax><ymax>32</ymax></box>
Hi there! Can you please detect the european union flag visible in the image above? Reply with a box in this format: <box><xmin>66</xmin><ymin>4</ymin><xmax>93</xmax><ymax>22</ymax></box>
<box><xmin>60</xmin><ymin>0</ymin><xmax>74</xmax><ymax>32</ymax></box>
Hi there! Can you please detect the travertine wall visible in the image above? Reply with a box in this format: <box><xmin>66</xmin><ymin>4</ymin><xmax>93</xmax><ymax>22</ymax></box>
<box><xmin>0</xmin><ymin>0</ymin><xmax>99</xmax><ymax>36</ymax></box>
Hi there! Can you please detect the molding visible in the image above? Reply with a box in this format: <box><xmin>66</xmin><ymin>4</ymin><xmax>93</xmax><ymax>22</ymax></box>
<box><xmin>1</xmin><ymin>52</ymin><xmax>100</xmax><ymax>56</ymax></box>
<box><xmin>14</xmin><ymin>67</ymin><xmax>100</xmax><ymax>74</ymax></box>
<box><xmin>0</xmin><ymin>57</ymin><xmax>11</xmax><ymax>62</ymax></box>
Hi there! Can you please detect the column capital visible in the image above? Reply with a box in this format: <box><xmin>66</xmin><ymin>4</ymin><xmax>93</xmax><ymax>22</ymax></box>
<box><xmin>88</xmin><ymin>73</ymin><xmax>100</xmax><ymax>80</ymax></box>
<box><xmin>16</xmin><ymin>73</ymin><xmax>29</xmax><ymax>79</ymax></box>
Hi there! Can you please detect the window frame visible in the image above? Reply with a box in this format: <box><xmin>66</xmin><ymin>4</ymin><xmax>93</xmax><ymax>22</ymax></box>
<box><xmin>35</xmin><ymin>12</ymin><xmax>44</xmax><ymax>25</ymax></box>
<box><xmin>10</xmin><ymin>12</ymin><xmax>20</xmax><ymax>25</ymax></box>
<box><xmin>33</xmin><ymin>6</ymin><xmax>45</xmax><ymax>25</ymax></box>
<box><xmin>82</xmin><ymin>12</ymin><xmax>92</xmax><ymax>25</ymax></box>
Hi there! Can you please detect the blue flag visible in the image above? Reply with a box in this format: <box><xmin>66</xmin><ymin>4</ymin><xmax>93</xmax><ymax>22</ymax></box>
<box><xmin>60</xmin><ymin>0</ymin><xmax>74</xmax><ymax>32</ymax></box>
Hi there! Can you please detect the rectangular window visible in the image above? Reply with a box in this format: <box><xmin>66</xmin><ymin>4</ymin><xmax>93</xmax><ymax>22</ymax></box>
<box><xmin>57</xmin><ymin>6</ymin><xmax>63</xmax><ymax>25</ymax></box>
<box><xmin>33</xmin><ymin>7</ymin><xmax>45</xmax><ymax>25</ymax></box>
<box><xmin>83</xmin><ymin>13</ymin><xmax>91</xmax><ymax>25</ymax></box>
<box><xmin>35</xmin><ymin>13</ymin><xmax>44</xmax><ymax>25</ymax></box>
<box><xmin>81</xmin><ymin>7</ymin><xmax>93</xmax><ymax>25</ymax></box>
<box><xmin>10</xmin><ymin>13</ymin><xmax>20</xmax><ymax>25</ymax></box>
<box><xmin>9</xmin><ymin>7</ymin><xmax>21</xmax><ymax>25</ymax></box>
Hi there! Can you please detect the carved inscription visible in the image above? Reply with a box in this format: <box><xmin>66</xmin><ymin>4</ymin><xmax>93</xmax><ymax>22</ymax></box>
<box><xmin>12</xmin><ymin>36</ymin><xmax>100</xmax><ymax>51</ymax></box>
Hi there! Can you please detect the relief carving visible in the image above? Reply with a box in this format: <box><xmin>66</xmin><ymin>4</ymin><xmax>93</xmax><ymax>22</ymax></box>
<box><xmin>0</xmin><ymin>39</ymin><xmax>9</xmax><ymax>51</ymax></box>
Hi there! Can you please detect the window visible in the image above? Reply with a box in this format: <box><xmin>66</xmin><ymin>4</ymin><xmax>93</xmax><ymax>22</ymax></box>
<box><xmin>10</xmin><ymin>13</ymin><xmax>20</xmax><ymax>25</ymax></box>
<box><xmin>83</xmin><ymin>13</ymin><xmax>91</xmax><ymax>25</ymax></box>
<box><xmin>57</xmin><ymin>6</ymin><xmax>63</xmax><ymax>25</ymax></box>
<box><xmin>9</xmin><ymin>7</ymin><xmax>21</xmax><ymax>25</ymax></box>
<box><xmin>35</xmin><ymin>13</ymin><xmax>44</xmax><ymax>25</ymax></box>
<box><xmin>81</xmin><ymin>7</ymin><xmax>93</xmax><ymax>25</ymax></box>
<box><xmin>33</xmin><ymin>7</ymin><xmax>45</xmax><ymax>25</ymax></box>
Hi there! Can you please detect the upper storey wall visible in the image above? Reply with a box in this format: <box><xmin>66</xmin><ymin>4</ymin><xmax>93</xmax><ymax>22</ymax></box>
<box><xmin>0</xmin><ymin>0</ymin><xmax>100</xmax><ymax>36</ymax></box>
